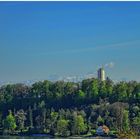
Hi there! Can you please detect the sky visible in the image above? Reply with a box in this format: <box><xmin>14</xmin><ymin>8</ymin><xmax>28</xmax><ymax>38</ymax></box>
<box><xmin>0</xmin><ymin>1</ymin><xmax>140</xmax><ymax>83</ymax></box>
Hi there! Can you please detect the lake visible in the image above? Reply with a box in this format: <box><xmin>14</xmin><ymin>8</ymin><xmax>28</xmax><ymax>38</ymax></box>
<box><xmin>0</xmin><ymin>134</ymin><xmax>115</xmax><ymax>139</ymax></box>
<box><xmin>0</xmin><ymin>134</ymin><xmax>53</xmax><ymax>139</ymax></box>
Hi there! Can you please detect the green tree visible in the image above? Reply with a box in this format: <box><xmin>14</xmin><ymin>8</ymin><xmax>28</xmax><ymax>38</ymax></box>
<box><xmin>115</xmin><ymin>82</ymin><xmax>128</xmax><ymax>101</ymax></box>
<box><xmin>91</xmin><ymin>79</ymin><xmax>99</xmax><ymax>98</ymax></box>
<box><xmin>57</xmin><ymin>119</ymin><xmax>70</xmax><ymax>137</ymax></box>
<box><xmin>2</xmin><ymin>85</ymin><xmax>14</xmax><ymax>102</ymax></box>
<box><xmin>97</xmin><ymin>115</ymin><xmax>104</xmax><ymax>126</ymax></box>
<box><xmin>75</xmin><ymin>90</ymin><xmax>85</xmax><ymax>104</ymax></box>
<box><xmin>106</xmin><ymin>77</ymin><xmax>114</xmax><ymax>96</ymax></box>
<box><xmin>99</xmin><ymin>81</ymin><xmax>107</xmax><ymax>98</ymax></box>
<box><xmin>58</xmin><ymin>109</ymin><xmax>65</xmax><ymax>119</ymax></box>
<box><xmin>50</xmin><ymin>110</ymin><xmax>58</xmax><ymax>135</ymax></box>
<box><xmin>122</xmin><ymin>110</ymin><xmax>130</xmax><ymax>132</ymax></box>
<box><xmin>132</xmin><ymin>113</ymin><xmax>140</xmax><ymax>134</ymax></box>
<box><xmin>71</xmin><ymin>114</ymin><xmax>87</xmax><ymax>135</ymax></box>
<box><xmin>13</xmin><ymin>83</ymin><xmax>30</xmax><ymax>98</ymax></box>
<box><xmin>0</xmin><ymin>112</ymin><xmax>2</xmax><ymax>127</ymax></box>
<box><xmin>51</xmin><ymin>81</ymin><xmax>65</xmax><ymax>96</ymax></box>
<box><xmin>15</xmin><ymin>109</ymin><xmax>27</xmax><ymax>132</ymax></box>
<box><xmin>133</xmin><ymin>84</ymin><xmax>140</xmax><ymax>102</ymax></box>
<box><xmin>4</xmin><ymin>110</ymin><xmax>16</xmax><ymax>134</ymax></box>
<box><xmin>38</xmin><ymin>100</ymin><xmax>45</xmax><ymax>108</ymax></box>
<box><xmin>28</xmin><ymin>106</ymin><xmax>33</xmax><ymax>128</ymax></box>
<box><xmin>42</xmin><ymin>80</ymin><xmax>52</xmax><ymax>97</ymax></box>
<box><xmin>35</xmin><ymin>115</ymin><xmax>44</xmax><ymax>129</ymax></box>
<box><xmin>109</xmin><ymin>102</ymin><xmax>128</xmax><ymax>131</ymax></box>
<box><xmin>31</xmin><ymin>81</ymin><xmax>44</xmax><ymax>98</ymax></box>
<box><xmin>64</xmin><ymin>82</ymin><xmax>77</xmax><ymax>95</ymax></box>
<box><xmin>76</xmin><ymin>115</ymin><xmax>87</xmax><ymax>134</ymax></box>
<box><xmin>0</xmin><ymin>92</ymin><xmax>5</xmax><ymax>103</ymax></box>
<box><xmin>126</xmin><ymin>81</ymin><xmax>136</xmax><ymax>100</ymax></box>
<box><xmin>42</xmin><ymin>108</ymin><xmax>47</xmax><ymax>129</ymax></box>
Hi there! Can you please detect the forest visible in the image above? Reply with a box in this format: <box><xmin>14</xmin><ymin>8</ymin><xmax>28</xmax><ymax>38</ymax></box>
<box><xmin>0</xmin><ymin>78</ymin><xmax>140</xmax><ymax>138</ymax></box>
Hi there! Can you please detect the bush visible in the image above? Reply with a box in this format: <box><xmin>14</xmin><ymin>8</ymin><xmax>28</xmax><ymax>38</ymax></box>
<box><xmin>109</xmin><ymin>130</ymin><xmax>117</xmax><ymax>135</ymax></box>
<box><xmin>117</xmin><ymin>131</ymin><xmax>138</xmax><ymax>139</ymax></box>
<box><xmin>91</xmin><ymin>129</ymin><xmax>96</xmax><ymax>135</ymax></box>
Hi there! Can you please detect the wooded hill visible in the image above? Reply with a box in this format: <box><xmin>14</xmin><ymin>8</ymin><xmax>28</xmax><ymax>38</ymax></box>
<box><xmin>0</xmin><ymin>78</ymin><xmax>140</xmax><ymax>138</ymax></box>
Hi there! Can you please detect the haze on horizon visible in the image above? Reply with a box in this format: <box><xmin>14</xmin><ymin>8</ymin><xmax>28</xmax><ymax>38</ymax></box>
<box><xmin>0</xmin><ymin>1</ymin><xmax>140</xmax><ymax>83</ymax></box>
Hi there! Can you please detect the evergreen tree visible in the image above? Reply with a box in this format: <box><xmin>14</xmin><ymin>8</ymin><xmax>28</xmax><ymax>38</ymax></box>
<box><xmin>71</xmin><ymin>113</ymin><xmax>87</xmax><ymax>135</ymax></box>
<box><xmin>15</xmin><ymin>109</ymin><xmax>26</xmax><ymax>132</ymax></box>
<box><xmin>4</xmin><ymin>110</ymin><xmax>16</xmax><ymax>134</ymax></box>
<box><xmin>97</xmin><ymin>115</ymin><xmax>104</xmax><ymax>126</ymax></box>
<box><xmin>122</xmin><ymin>110</ymin><xmax>130</xmax><ymax>132</ymax></box>
<box><xmin>28</xmin><ymin>106</ymin><xmax>33</xmax><ymax>128</ymax></box>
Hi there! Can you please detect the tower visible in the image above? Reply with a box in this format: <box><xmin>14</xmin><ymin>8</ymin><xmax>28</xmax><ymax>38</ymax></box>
<box><xmin>98</xmin><ymin>67</ymin><xmax>105</xmax><ymax>81</ymax></box>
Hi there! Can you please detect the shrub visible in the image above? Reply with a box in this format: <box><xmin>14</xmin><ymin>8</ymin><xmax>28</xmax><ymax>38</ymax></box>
<box><xmin>91</xmin><ymin>129</ymin><xmax>96</xmax><ymax>135</ymax></box>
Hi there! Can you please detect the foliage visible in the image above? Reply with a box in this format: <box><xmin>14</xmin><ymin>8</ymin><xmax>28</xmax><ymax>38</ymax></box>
<box><xmin>122</xmin><ymin>110</ymin><xmax>130</xmax><ymax>132</ymax></box>
<box><xmin>15</xmin><ymin>109</ymin><xmax>26</xmax><ymax>132</ymax></box>
<box><xmin>117</xmin><ymin>131</ymin><xmax>138</xmax><ymax>139</ymax></box>
<box><xmin>57</xmin><ymin>119</ymin><xmax>70</xmax><ymax>137</ymax></box>
<box><xmin>97</xmin><ymin>115</ymin><xmax>104</xmax><ymax>125</ymax></box>
<box><xmin>90</xmin><ymin>129</ymin><xmax>96</xmax><ymax>135</ymax></box>
<box><xmin>3</xmin><ymin>110</ymin><xmax>16</xmax><ymax>134</ymax></box>
<box><xmin>0</xmin><ymin>78</ymin><xmax>140</xmax><ymax>137</ymax></box>
<box><xmin>71</xmin><ymin>114</ymin><xmax>87</xmax><ymax>135</ymax></box>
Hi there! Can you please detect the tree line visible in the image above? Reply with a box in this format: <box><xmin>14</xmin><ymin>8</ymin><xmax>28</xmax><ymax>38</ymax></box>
<box><xmin>0</xmin><ymin>78</ymin><xmax>140</xmax><ymax>138</ymax></box>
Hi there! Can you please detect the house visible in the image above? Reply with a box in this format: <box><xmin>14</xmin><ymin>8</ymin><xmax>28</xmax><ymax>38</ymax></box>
<box><xmin>96</xmin><ymin>125</ymin><xmax>110</xmax><ymax>136</ymax></box>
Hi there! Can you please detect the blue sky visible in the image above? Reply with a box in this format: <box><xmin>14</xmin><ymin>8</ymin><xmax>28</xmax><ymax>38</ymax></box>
<box><xmin>0</xmin><ymin>1</ymin><xmax>140</xmax><ymax>82</ymax></box>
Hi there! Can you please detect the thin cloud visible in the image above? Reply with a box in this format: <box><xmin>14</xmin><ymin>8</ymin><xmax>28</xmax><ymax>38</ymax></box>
<box><xmin>30</xmin><ymin>39</ymin><xmax>140</xmax><ymax>56</ymax></box>
<box><xmin>105</xmin><ymin>62</ymin><xmax>115</xmax><ymax>68</ymax></box>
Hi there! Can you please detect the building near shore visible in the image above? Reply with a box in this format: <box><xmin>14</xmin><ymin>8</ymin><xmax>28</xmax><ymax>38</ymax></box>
<box><xmin>96</xmin><ymin>125</ymin><xmax>110</xmax><ymax>136</ymax></box>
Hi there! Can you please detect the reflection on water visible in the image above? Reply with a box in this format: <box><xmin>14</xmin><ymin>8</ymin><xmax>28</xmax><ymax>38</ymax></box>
<box><xmin>0</xmin><ymin>134</ymin><xmax>114</xmax><ymax>139</ymax></box>
<box><xmin>0</xmin><ymin>134</ymin><xmax>53</xmax><ymax>139</ymax></box>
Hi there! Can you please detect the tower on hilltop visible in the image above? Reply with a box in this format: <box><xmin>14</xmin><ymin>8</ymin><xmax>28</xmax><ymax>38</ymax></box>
<box><xmin>98</xmin><ymin>67</ymin><xmax>105</xmax><ymax>81</ymax></box>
